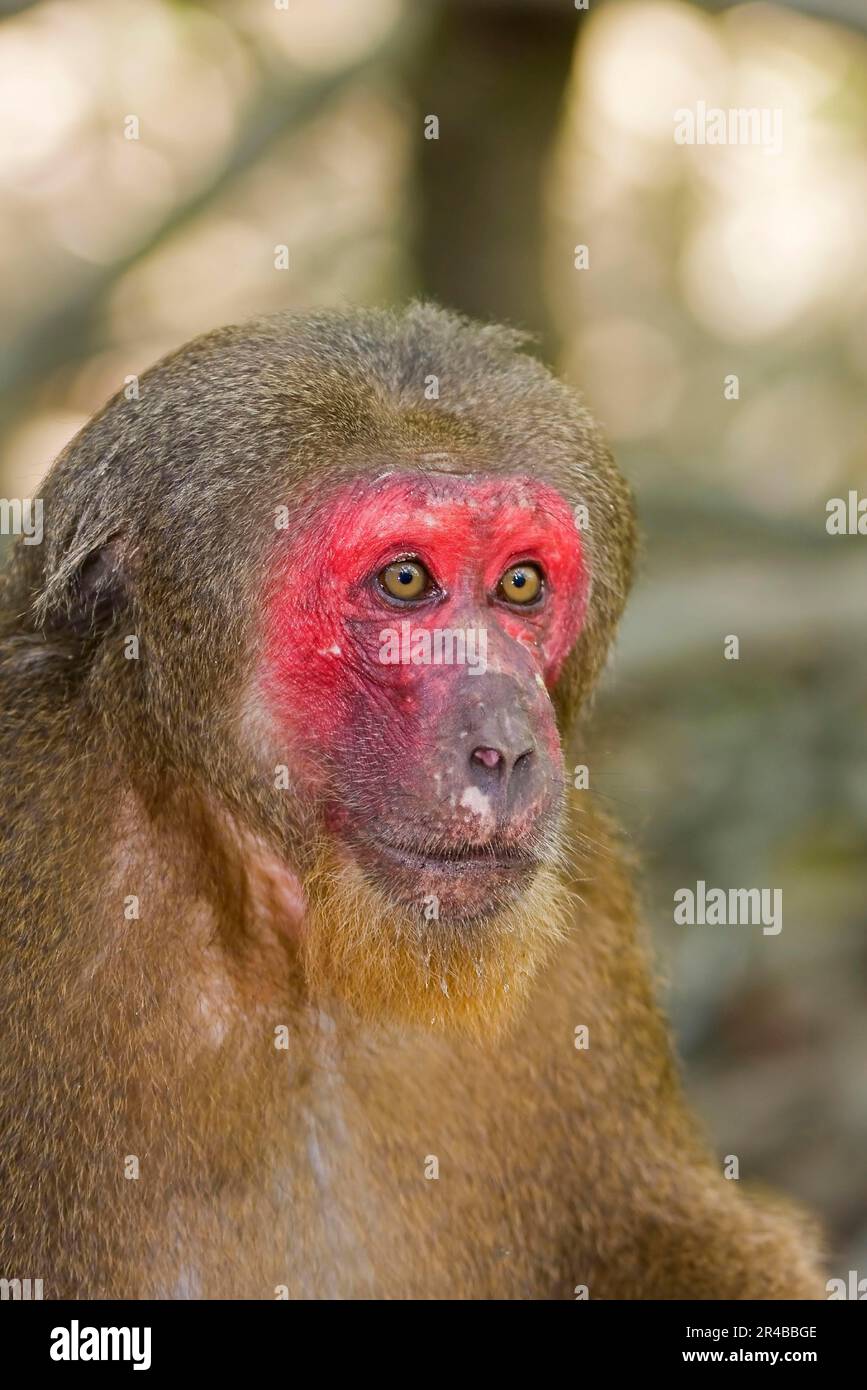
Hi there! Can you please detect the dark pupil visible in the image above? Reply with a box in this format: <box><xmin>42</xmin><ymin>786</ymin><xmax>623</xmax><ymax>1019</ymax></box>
<box><xmin>511</xmin><ymin>570</ymin><xmax>527</xmax><ymax>588</ymax></box>
<box><xmin>398</xmin><ymin>567</ymin><xmax>415</xmax><ymax>586</ymax></box>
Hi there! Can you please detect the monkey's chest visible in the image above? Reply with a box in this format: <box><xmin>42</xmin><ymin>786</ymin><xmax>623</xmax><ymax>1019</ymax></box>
<box><xmin>259</xmin><ymin>1074</ymin><xmax>560</xmax><ymax>1300</ymax></box>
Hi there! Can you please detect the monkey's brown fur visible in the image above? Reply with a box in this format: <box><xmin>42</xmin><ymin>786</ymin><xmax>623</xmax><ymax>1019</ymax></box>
<box><xmin>0</xmin><ymin>305</ymin><xmax>822</xmax><ymax>1298</ymax></box>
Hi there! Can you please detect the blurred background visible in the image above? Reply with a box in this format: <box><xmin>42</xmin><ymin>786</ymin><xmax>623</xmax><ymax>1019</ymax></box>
<box><xmin>0</xmin><ymin>0</ymin><xmax>864</xmax><ymax>1278</ymax></box>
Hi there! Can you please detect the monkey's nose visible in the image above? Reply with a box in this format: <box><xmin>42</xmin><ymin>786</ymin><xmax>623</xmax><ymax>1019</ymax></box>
<box><xmin>470</xmin><ymin>739</ymin><xmax>535</xmax><ymax>782</ymax></box>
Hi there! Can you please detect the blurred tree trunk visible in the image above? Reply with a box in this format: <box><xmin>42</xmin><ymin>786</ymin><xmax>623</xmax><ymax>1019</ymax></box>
<box><xmin>410</xmin><ymin>0</ymin><xmax>582</xmax><ymax>358</ymax></box>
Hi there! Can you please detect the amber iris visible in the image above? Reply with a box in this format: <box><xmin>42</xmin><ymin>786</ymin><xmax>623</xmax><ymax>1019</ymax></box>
<box><xmin>380</xmin><ymin>559</ymin><xmax>430</xmax><ymax>600</ymax></box>
<box><xmin>498</xmin><ymin>562</ymin><xmax>542</xmax><ymax>604</ymax></box>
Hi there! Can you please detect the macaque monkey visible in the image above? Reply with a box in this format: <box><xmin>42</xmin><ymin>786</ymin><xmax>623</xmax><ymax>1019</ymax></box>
<box><xmin>0</xmin><ymin>305</ymin><xmax>822</xmax><ymax>1298</ymax></box>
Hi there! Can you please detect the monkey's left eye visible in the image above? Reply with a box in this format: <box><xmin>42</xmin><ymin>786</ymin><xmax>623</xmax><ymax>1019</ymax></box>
<box><xmin>497</xmin><ymin>562</ymin><xmax>544</xmax><ymax>605</ymax></box>
<box><xmin>378</xmin><ymin>559</ymin><xmax>432</xmax><ymax>601</ymax></box>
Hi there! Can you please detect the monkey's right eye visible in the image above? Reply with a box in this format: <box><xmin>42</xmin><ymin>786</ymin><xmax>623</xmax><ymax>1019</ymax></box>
<box><xmin>378</xmin><ymin>559</ymin><xmax>432</xmax><ymax>601</ymax></box>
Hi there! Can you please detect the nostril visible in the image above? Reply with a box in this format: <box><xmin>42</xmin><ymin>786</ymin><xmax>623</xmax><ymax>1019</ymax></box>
<box><xmin>472</xmin><ymin>746</ymin><xmax>502</xmax><ymax>771</ymax></box>
<box><xmin>513</xmin><ymin>748</ymin><xmax>534</xmax><ymax>774</ymax></box>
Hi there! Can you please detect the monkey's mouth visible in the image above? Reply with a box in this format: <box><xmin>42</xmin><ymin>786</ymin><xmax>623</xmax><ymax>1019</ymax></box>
<box><xmin>346</xmin><ymin>832</ymin><xmax>543</xmax><ymax>918</ymax></box>
<box><xmin>368</xmin><ymin>838</ymin><xmax>539</xmax><ymax>876</ymax></box>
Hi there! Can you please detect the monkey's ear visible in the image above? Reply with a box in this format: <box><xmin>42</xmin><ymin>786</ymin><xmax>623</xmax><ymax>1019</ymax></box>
<box><xmin>41</xmin><ymin>535</ymin><xmax>131</xmax><ymax>639</ymax></box>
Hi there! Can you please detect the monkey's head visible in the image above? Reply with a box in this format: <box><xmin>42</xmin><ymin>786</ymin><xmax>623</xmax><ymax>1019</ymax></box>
<box><xmin>23</xmin><ymin>305</ymin><xmax>636</xmax><ymax>1035</ymax></box>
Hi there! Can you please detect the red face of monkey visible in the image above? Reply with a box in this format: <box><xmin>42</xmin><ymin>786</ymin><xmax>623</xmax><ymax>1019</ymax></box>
<box><xmin>263</xmin><ymin>472</ymin><xmax>589</xmax><ymax>928</ymax></box>
<box><xmin>264</xmin><ymin>471</ymin><xmax>587</xmax><ymax>924</ymax></box>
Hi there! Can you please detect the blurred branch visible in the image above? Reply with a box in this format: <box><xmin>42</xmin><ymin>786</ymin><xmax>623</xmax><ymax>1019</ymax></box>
<box><xmin>777</xmin><ymin>0</ymin><xmax>867</xmax><ymax>29</ymax></box>
<box><xmin>611</xmin><ymin>555</ymin><xmax>867</xmax><ymax>681</ymax></box>
<box><xmin>639</xmin><ymin>487</ymin><xmax>837</xmax><ymax>553</ymax></box>
<box><xmin>0</xmin><ymin>1</ymin><xmax>43</xmax><ymax>17</ymax></box>
<box><xmin>0</xmin><ymin>25</ymin><xmax>412</xmax><ymax>410</ymax></box>
<box><xmin>699</xmin><ymin>0</ymin><xmax>867</xmax><ymax>33</ymax></box>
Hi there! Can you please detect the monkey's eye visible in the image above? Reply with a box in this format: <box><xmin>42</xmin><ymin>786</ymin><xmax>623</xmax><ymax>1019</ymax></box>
<box><xmin>379</xmin><ymin>559</ymin><xmax>432</xmax><ymax>601</ymax></box>
<box><xmin>497</xmin><ymin>562</ymin><xmax>543</xmax><ymax>605</ymax></box>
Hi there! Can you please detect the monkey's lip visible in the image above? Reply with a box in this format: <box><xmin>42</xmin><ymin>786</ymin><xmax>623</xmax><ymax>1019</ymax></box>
<box><xmin>354</xmin><ymin>836</ymin><xmax>540</xmax><ymax>880</ymax></box>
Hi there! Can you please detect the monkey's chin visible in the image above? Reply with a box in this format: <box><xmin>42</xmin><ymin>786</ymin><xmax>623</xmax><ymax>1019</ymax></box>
<box><xmin>300</xmin><ymin>840</ymin><xmax>573</xmax><ymax>1038</ymax></box>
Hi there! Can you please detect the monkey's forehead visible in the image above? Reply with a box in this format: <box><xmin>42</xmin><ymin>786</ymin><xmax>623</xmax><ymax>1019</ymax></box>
<box><xmin>302</xmin><ymin>470</ymin><xmax>581</xmax><ymax>542</ymax></box>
